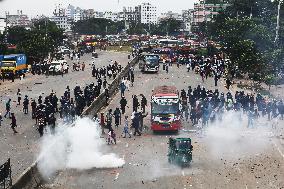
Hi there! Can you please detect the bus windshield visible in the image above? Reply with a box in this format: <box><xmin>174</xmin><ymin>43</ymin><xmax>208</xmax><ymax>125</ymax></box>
<box><xmin>152</xmin><ymin>103</ymin><xmax>179</xmax><ymax>114</ymax></box>
<box><xmin>145</xmin><ymin>55</ymin><xmax>159</xmax><ymax>64</ymax></box>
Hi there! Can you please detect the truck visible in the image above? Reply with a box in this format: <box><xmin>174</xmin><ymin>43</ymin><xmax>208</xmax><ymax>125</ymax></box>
<box><xmin>138</xmin><ymin>53</ymin><xmax>160</xmax><ymax>73</ymax></box>
<box><xmin>0</xmin><ymin>54</ymin><xmax>28</xmax><ymax>77</ymax></box>
<box><xmin>151</xmin><ymin>86</ymin><xmax>181</xmax><ymax>132</ymax></box>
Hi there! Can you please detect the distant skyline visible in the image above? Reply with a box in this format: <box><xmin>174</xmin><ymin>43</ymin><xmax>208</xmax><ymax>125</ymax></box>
<box><xmin>0</xmin><ymin>0</ymin><xmax>198</xmax><ymax>18</ymax></box>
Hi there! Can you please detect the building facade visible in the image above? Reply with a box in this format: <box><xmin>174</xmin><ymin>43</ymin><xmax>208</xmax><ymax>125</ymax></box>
<box><xmin>192</xmin><ymin>0</ymin><xmax>229</xmax><ymax>25</ymax></box>
<box><xmin>50</xmin><ymin>5</ymin><xmax>71</xmax><ymax>32</ymax></box>
<box><xmin>159</xmin><ymin>11</ymin><xmax>183</xmax><ymax>21</ymax></box>
<box><xmin>140</xmin><ymin>3</ymin><xmax>157</xmax><ymax>24</ymax></box>
<box><xmin>182</xmin><ymin>9</ymin><xmax>194</xmax><ymax>32</ymax></box>
<box><xmin>5</xmin><ymin>11</ymin><xmax>31</xmax><ymax>28</ymax></box>
<box><xmin>0</xmin><ymin>17</ymin><xmax>6</xmax><ymax>34</ymax></box>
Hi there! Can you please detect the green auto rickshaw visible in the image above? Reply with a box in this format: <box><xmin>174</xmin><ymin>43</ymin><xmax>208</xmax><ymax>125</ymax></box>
<box><xmin>168</xmin><ymin>137</ymin><xmax>193</xmax><ymax>166</ymax></box>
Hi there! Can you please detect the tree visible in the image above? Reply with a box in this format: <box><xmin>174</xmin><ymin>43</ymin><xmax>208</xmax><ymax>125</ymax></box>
<box><xmin>3</xmin><ymin>19</ymin><xmax>64</xmax><ymax>62</ymax></box>
<box><xmin>152</xmin><ymin>18</ymin><xmax>182</xmax><ymax>36</ymax></box>
<box><xmin>202</xmin><ymin>0</ymin><xmax>284</xmax><ymax>83</ymax></box>
<box><xmin>72</xmin><ymin>18</ymin><xmax>124</xmax><ymax>35</ymax></box>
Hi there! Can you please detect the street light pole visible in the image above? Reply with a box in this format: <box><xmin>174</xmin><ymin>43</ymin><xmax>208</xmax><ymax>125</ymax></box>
<box><xmin>275</xmin><ymin>0</ymin><xmax>283</xmax><ymax>46</ymax></box>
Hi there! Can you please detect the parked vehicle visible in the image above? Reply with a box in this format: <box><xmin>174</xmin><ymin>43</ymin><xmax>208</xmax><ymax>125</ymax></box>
<box><xmin>168</xmin><ymin>137</ymin><xmax>193</xmax><ymax>166</ymax></box>
<box><xmin>48</xmin><ymin>60</ymin><xmax>68</xmax><ymax>74</ymax></box>
<box><xmin>0</xmin><ymin>54</ymin><xmax>28</xmax><ymax>77</ymax></box>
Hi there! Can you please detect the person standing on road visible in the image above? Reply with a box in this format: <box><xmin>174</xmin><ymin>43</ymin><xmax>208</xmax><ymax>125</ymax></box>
<box><xmin>23</xmin><ymin>95</ymin><xmax>29</xmax><ymax>114</ymax></box>
<box><xmin>123</xmin><ymin>116</ymin><xmax>131</xmax><ymax>138</ymax></box>
<box><xmin>130</xmin><ymin>72</ymin><xmax>134</xmax><ymax>87</ymax></box>
<box><xmin>140</xmin><ymin>94</ymin><xmax>147</xmax><ymax>113</ymax></box>
<box><xmin>100</xmin><ymin>113</ymin><xmax>106</xmax><ymax>135</ymax></box>
<box><xmin>214</xmin><ymin>74</ymin><xmax>219</xmax><ymax>87</ymax></box>
<box><xmin>120</xmin><ymin>96</ymin><xmax>127</xmax><ymax>114</ymax></box>
<box><xmin>133</xmin><ymin>95</ymin><xmax>139</xmax><ymax>112</ymax></box>
<box><xmin>10</xmin><ymin>113</ymin><xmax>18</xmax><ymax>134</ymax></box>
<box><xmin>82</xmin><ymin>62</ymin><xmax>85</xmax><ymax>71</ymax></box>
<box><xmin>0</xmin><ymin>113</ymin><xmax>3</xmax><ymax>126</ymax></box>
<box><xmin>165</xmin><ymin>63</ymin><xmax>169</xmax><ymax>73</ymax></box>
<box><xmin>113</xmin><ymin>107</ymin><xmax>121</xmax><ymax>129</ymax></box>
<box><xmin>31</xmin><ymin>99</ymin><xmax>37</xmax><ymax>119</ymax></box>
<box><xmin>226</xmin><ymin>78</ymin><xmax>232</xmax><ymax>90</ymax></box>
<box><xmin>17</xmin><ymin>89</ymin><xmax>21</xmax><ymax>105</ymax></box>
<box><xmin>120</xmin><ymin>81</ymin><xmax>126</xmax><ymax>98</ymax></box>
<box><xmin>132</xmin><ymin>112</ymin><xmax>141</xmax><ymax>136</ymax></box>
<box><xmin>4</xmin><ymin>99</ymin><xmax>12</xmax><ymax>118</ymax></box>
<box><xmin>106</xmin><ymin>109</ymin><xmax>113</xmax><ymax>131</ymax></box>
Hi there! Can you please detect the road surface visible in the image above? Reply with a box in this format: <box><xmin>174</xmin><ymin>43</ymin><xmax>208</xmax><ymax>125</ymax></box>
<box><xmin>41</xmin><ymin>61</ymin><xmax>284</xmax><ymax>189</ymax></box>
<box><xmin>0</xmin><ymin>51</ymin><xmax>129</xmax><ymax>180</ymax></box>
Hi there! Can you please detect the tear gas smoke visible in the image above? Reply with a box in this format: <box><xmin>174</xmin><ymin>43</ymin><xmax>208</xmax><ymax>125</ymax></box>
<box><xmin>37</xmin><ymin>118</ymin><xmax>125</xmax><ymax>179</ymax></box>
<box><xmin>203</xmin><ymin>111</ymin><xmax>273</xmax><ymax>159</ymax></box>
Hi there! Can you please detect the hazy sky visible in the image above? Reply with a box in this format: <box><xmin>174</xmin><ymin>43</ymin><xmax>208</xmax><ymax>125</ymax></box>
<box><xmin>0</xmin><ymin>0</ymin><xmax>197</xmax><ymax>18</ymax></box>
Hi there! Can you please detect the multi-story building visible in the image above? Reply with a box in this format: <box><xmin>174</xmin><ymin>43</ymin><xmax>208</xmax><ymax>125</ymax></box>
<box><xmin>192</xmin><ymin>0</ymin><xmax>229</xmax><ymax>25</ymax></box>
<box><xmin>159</xmin><ymin>11</ymin><xmax>183</xmax><ymax>21</ymax></box>
<box><xmin>0</xmin><ymin>17</ymin><xmax>6</xmax><ymax>34</ymax></box>
<box><xmin>123</xmin><ymin>6</ymin><xmax>141</xmax><ymax>24</ymax></box>
<box><xmin>82</xmin><ymin>9</ymin><xmax>95</xmax><ymax>20</ymax></box>
<box><xmin>94</xmin><ymin>11</ymin><xmax>104</xmax><ymax>19</ymax></box>
<box><xmin>140</xmin><ymin>3</ymin><xmax>157</xmax><ymax>24</ymax></box>
<box><xmin>66</xmin><ymin>4</ymin><xmax>75</xmax><ymax>20</ymax></box>
<box><xmin>5</xmin><ymin>10</ymin><xmax>31</xmax><ymax>28</ymax></box>
<box><xmin>50</xmin><ymin>5</ymin><xmax>71</xmax><ymax>32</ymax></box>
<box><xmin>73</xmin><ymin>7</ymin><xmax>82</xmax><ymax>22</ymax></box>
<box><xmin>182</xmin><ymin>9</ymin><xmax>194</xmax><ymax>32</ymax></box>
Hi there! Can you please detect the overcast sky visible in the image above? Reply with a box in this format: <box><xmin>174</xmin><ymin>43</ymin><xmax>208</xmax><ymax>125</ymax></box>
<box><xmin>0</xmin><ymin>0</ymin><xmax>197</xmax><ymax>18</ymax></box>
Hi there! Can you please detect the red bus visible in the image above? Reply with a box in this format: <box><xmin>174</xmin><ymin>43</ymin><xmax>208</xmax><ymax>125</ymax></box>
<box><xmin>151</xmin><ymin>86</ymin><xmax>181</xmax><ymax>132</ymax></box>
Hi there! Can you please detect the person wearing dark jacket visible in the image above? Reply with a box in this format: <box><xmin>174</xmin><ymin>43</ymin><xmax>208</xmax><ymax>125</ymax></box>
<box><xmin>132</xmin><ymin>112</ymin><xmax>141</xmax><ymax>136</ymax></box>
<box><xmin>113</xmin><ymin>108</ymin><xmax>121</xmax><ymax>128</ymax></box>
<box><xmin>140</xmin><ymin>94</ymin><xmax>147</xmax><ymax>113</ymax></box>
<box><xmin>120</xmin><ymin>97</ymin><xmax>127</xmax><ymax>114</ymax></box>
<box><xmin>10</xmin><ymin>113</ymin><xmax>18</xmax><ymax>134</ymax></box>
<box><xmin>133</xmin><ymin>95</ymin><xmax>139</xmax><ymax>112</ymax></box>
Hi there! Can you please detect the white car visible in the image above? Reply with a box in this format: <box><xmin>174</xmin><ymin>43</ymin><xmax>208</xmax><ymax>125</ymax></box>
<box><xmin>49</xmin><ymin>60</ymin><xmax>68</xmax><ymax>74</ymax></box>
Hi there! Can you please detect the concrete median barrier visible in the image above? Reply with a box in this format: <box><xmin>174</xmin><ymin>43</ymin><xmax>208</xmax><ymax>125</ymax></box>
<box><xmin>9</xmin><ymin>56</ymin><xmax>138</xmax><ymax>189</ymax></box>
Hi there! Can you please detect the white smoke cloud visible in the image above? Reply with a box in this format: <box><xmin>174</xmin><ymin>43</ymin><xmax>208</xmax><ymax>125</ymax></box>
<box><xmin>202</xmin><ymin>111</ymin><xmax>272</xmax><ymax>159</ymax></box>
<box><xmin>37</xmin><ymin>118</ymin><xmax>125</xmax><ymax>179</ymax></box>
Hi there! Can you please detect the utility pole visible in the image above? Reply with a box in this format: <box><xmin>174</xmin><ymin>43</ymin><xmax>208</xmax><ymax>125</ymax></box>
<box><xmin>275</xmin><ymin>0</ymin><xmax>283</xmax><ymax>46</ymax></box>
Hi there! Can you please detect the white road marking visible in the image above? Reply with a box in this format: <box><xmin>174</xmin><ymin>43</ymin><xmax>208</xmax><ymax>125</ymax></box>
<box><xmin>272</xmin><ymin>141</ymin><xmax>284</xmax><ymax>159</ymax></box>
<box><xmin>182</xmin><ymin>171</ymin><xmax>185</xmax><ymax>176</ymax></box>
<box><xmin>125</xmin><ymin>143</ymin><xmax>129</xmax><ymax>148</ymax></box>
<box><xmin>122</xmin><ymin>155</ymin><xmax>125</xmax><ymax>160</ymax></box>
<box><xmin>114</xmin><ymin>173</ymin><xmax>119</xmax><ymax>180</ymax></box>
<box><xmin>245</xmin><ymin>185</ymin><xmax>248</xmax><ymax>189</ymax></box>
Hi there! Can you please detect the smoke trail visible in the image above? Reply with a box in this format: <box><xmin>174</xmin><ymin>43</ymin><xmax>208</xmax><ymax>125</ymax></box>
<box><xmin>202</xmin><ymin>111</ymin><xmax>272</xmax><ymax>159</ymax></box>
<box><xmin>37</xmin><ymin>118</ymin><xmax>125</xmax><ymax>179</ymax></box>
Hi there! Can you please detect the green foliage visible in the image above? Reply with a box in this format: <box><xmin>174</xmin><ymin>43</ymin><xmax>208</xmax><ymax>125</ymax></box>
<box><xmin>203</xmin><ymin>0</ymin><xmax>284</xmax><ymax>83</ymax></box>
<box><xmin>264</xmin><ymin>74</ymin><xmax>278</xmax><ymax>88</ymax></box>
<box><xmin>152</xmin><ymin>18</ymin><xmax>183</xmax><ymax>36</ymax></box>
<box><xmin>72</xmin><ymin>18</ymin><xmax>124</xmax><ymax>35</ymax></box>
<box><xmin>4</xmin><ymin>19</ymin><xmax>64</xmax><ymax>62</ymax></box>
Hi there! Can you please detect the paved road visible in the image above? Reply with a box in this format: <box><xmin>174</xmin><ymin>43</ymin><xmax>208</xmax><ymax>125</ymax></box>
<box><xmin>0</xmin><ymin>51</ymin><xmax>129</xmax><ymax>179</ymax></box>
<box><xmin>44</xmin><ymin>62</ymin><xmax>284</xmax><ymax>188</ymax></box>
